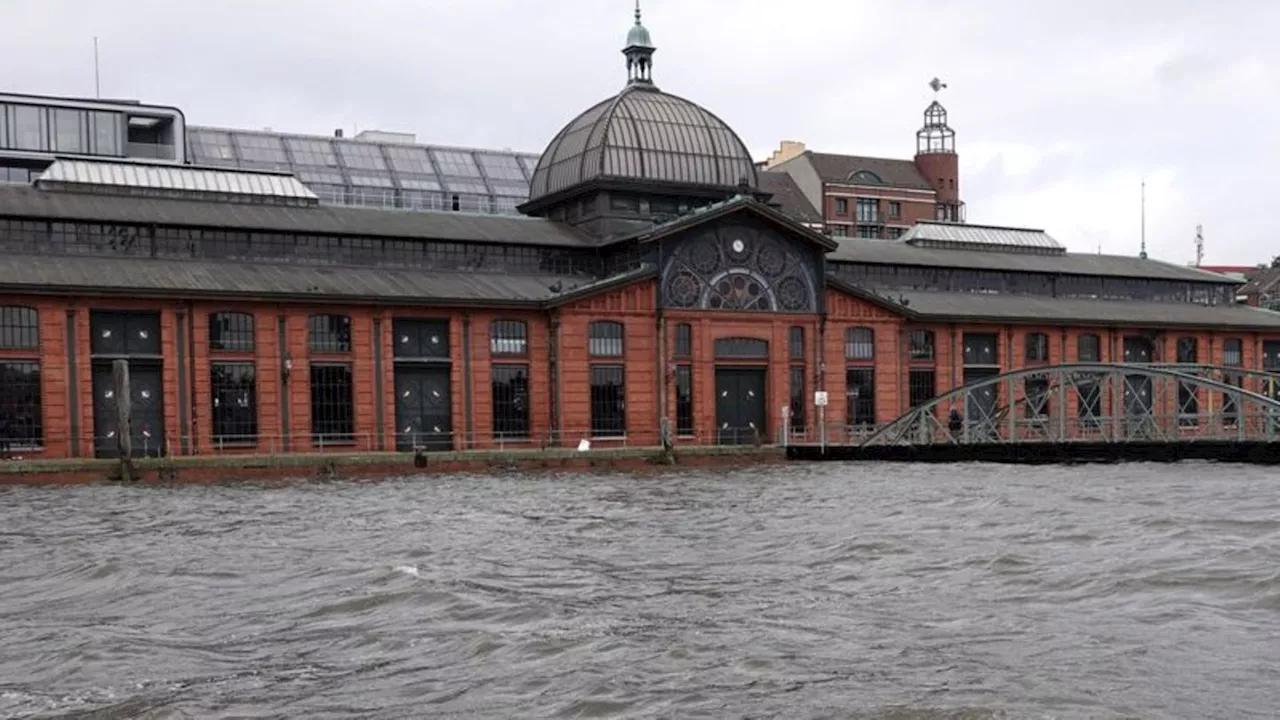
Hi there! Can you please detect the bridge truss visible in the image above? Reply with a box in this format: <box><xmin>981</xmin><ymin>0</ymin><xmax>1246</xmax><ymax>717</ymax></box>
<box><xmin>861</xmin><ymin>363</ymin><xmax>1280</xmax><ymax>447</ymax></box>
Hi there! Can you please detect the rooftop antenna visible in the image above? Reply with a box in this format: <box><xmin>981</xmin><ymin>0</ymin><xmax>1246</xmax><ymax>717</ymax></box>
<box><xmin>93</xmin><ymin>36</ymin><xmax>101</xmax><ymax>99</ymax></box>
<box><xmin>1194</xmin><ymin>223</ymin><xmax>1204</xmax><ymax>267</ymax></box>
<box><xmin>1139</xmin><ymin>178</ymin><xmax>1148</xmax><ymax>259</ymax></box>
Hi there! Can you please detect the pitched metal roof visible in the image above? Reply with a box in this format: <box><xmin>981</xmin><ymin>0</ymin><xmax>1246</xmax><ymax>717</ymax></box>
<box><xmin>903</xmin><ymin>221</ymin><xmax>1065</xmax><ymax>255</ymax></box>
<box><xmin>758</xmin><ymin>171</ymin><xmax>823</xmax><ymax>225</ymax></box>
<box><xmin>0</xmin><ymin>252</ymin><xmax>633</xmax><ymax>306</ymax></box>
<box><xmin>828</xmin><ymin>236</ymin><xmax>1240</xmax><ymax>284</ymax></box>
<box><xmin>37</xmin><ymin>158</ymin><xmax>318</xmax><ymax>204</ymax></box>
<box><xmin>0</xmin><ymin>185</ymin><xmax>593</xmax><ymax>247</ymax></box>
<box><xmin>616</xmin><ymin>194</ymin><xmax>838</xmax><ymax>251</ymax></box>
<box><xmin>830</xmin><ymin>281</ymin><xmax>1280</xmax><ymax>329</ymax></box>
<box><xmin>804</xmin><ymin>152</ymin><xmax>934</xmax><ymax>191</ymax></box>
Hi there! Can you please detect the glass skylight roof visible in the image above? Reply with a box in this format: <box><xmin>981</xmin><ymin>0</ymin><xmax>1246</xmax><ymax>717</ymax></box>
<box><xmin>902</xmin><ymin>221</ymin><xmax>1066</xmax><ymax>256</ymax></box>
<box><xmin>187</xmin><ymin>125</ymin><xmax>539</xmax><ymax>216</ymax></box>
<box><xmin>37</xmin><ymin>158</ymin><xmax>318</xmax><ymax>205</ymax></box>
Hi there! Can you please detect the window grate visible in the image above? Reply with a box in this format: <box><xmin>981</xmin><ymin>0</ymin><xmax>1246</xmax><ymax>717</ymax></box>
<box><xmin>675</xmin><ymin>365</ymin><xmax>694</xmax><ymax>436</ymax></box>
<box><xmin>310</xmin><ymin>363</ymin><xmax>354</xmax><ymax>443</ymax></box>
<box><xmin>211</xmin><ymin>362</ymin><xmax>257</xmax><ymax>444</ymax></box>
<box><xmin>789</xmin><ymin>366</ymin><xmax>806</xmax><ymax>432</ymax></box>
<box><xmin>0</xmin><ymin>360</ymin><xmax>42</xmax><ymax>449</ymax></box>
<box><xmin>846</xmin><ymin>367</ymin><xmax>875</xmax><ymax>427</ymax></box>
<box><xmin>908</xmin><ymin>369</ymin><xmax>935</xmax><ymax>408</ymax></box>
<box><xmin>590</xmin><ymin>365</ymin><xmax>626</xmax><ymax>437</ymax></box>
<box><xmin>492</xmin><ymin>364</ymin><xmax>530</xmax><ymax>439</ymax></box>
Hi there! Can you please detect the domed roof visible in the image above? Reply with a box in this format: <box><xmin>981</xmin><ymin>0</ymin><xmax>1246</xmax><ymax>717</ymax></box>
<box><xmin>528</xmin><ymin>85</ymin><xmax>758</xmax><ymax>203</ymax></box>
<box><xmin>524</xmin><ymin>4</ymin><xmax>758</xmax><ymax>208</ymax></box>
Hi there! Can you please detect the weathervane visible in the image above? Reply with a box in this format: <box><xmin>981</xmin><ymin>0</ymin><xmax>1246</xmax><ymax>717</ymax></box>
<box><xmin>929</xmin><ymin>77</ymin><xmax>947</xmax><ymax>96</ymax></box>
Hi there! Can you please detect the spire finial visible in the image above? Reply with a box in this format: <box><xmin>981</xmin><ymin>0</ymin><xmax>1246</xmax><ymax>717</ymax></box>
<box><xmin>623</xmin><ymin>0</ymin><xmax>656</xmax><ymax>86</ymax></box>
<box><xmin>929</xmin><ymin>77</ymin><xmax>947</xmax><ymax>97</ymax></box>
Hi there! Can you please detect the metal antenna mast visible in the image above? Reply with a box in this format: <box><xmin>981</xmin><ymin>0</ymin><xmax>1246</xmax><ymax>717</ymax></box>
<box><xmin>1195</xmin><ymin>224</ymin><xmax>1204</xmax><ymax>267</ymax></box>
<box><xmin>1139</xmin><ymin>178</ymin><xmax>1147</xmax><ymax>259</ymax></box>
<box><xmin>93</xmin><ymin>37</ymin><xmax>101</xmax><ymax>98</ymax></box>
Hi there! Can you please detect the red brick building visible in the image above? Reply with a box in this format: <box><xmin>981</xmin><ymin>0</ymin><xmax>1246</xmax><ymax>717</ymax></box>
<box><xmin>761</xmin><ymin>82</ymin><xmax>964</xmax><ymax>239</ymax></box>
<box><xmin>1</xmin><ymin>8</ymin><xmax>1279</xmax><ymax>460</ymax></box>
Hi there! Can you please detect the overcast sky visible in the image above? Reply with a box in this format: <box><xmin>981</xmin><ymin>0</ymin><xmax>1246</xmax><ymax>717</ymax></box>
<box><xmin>4</xmin><ymin>0</ymin><xmax>1275</xmax><ymax>265</ymax></box>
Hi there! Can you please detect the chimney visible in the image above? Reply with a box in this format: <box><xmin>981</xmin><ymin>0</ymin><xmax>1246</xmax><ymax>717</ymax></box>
<box><xmin>763</xmin><ymin>140</ymin><xmax>807</xmax><ymax>170</ymax></box>
<box><xmin>334</xmin><ymin>128</ymin><xmax>344</xmax><ymax>138</ymax></box>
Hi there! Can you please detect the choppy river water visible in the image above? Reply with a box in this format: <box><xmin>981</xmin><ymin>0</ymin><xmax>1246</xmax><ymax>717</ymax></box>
<box><xmin>2</xmin><ymin>463</ymin><xmax>1279</xmax><ymax>719</ymax></box>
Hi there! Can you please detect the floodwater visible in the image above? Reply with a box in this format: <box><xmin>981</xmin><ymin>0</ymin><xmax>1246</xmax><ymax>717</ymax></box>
<box><xmin>1</xmin><ymin>464</ymin><xmax>1279</xmax><ymax>719</ymax></box>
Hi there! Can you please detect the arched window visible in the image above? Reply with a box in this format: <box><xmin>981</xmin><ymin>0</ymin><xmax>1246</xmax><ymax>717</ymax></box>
<box><xmin>210</xmin><ymin>312</ymin><xmax>255</xmax><ymax>353</ymax></box>
<box><xmin>0</xmin><ymin>306</ymin><xmax>38</xmax><ymax>350</ymax></box>
<box><xmin>908</xmin><ymin>330</ymin><xmax>934</xmax><ymax>361</ymax></box>
<box><xmin>308</xmin><ymin>314</ymin><xmax>351</xmax><ymax>353</ymax></box>
<box><xmin>849</xmin><ymin>170</ymin><xmax>885</xmax><ymax>185</ymax></box>
<box><xmin>1176</xmin><ymin>337</ymin><xmax>1198</xmax><ymax>364</ymax></box>
<box><xmin>490</xmin><ymin>320</ymin><xmax>528</xmax><ymax>357</ymax></box>
<box><xmin>1077</xmin><ymin>333</ymin><xmax>1101</xmax><ymax>362</ymax></box>
<box><xmin>844</xmin><ymin>327</ymin><xmax>874</xmax><ymax>361</ymax></box>
<box><xmin>588</xmin><ymin>321</ymin><xmax>624</xmax><ymax>357</ymax></box>
<box><xmin>1025</xmin><ymin>332</ymin><xmax>1049</xmax><ymax>362</ymax></box>
<box><xmin>715</xmin><ymin>337</ymin><xmax>769</xmax><ymax>360</ymax></box>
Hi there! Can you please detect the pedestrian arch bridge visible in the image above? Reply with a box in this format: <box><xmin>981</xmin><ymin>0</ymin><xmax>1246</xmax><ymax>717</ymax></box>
<box><xmin>788</xmin><ymin>363</ymin><xmax>1280</xmax><ymax>462</ymax></box>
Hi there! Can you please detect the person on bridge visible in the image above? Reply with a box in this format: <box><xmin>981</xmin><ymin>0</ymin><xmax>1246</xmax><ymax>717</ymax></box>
<box><xmin>948</xmin><ymin>408</ymin><xmax>963</xmax><ymax>441</ymax></box>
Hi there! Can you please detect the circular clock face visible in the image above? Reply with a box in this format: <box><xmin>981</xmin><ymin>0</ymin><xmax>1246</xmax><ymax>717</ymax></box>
<box><xmin>731</xmin><ymin>239</ymin><xmax>745</xmax><ymax>253</ymax></box>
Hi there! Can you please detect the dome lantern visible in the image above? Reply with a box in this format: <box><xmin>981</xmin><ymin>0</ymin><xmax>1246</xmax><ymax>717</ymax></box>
<box><xmin>624</xmin><ymin>1</ymin><xmax>656</xmax><ymax>86</ymax></box>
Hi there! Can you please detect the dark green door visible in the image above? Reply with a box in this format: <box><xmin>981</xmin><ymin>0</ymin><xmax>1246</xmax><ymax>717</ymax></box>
<box><xmin>92</xmin><ymin>362</ymin><xmax>165</xmax><ymax>458</ymax></box>
<box><xmin>394</xmin><ymin>366</ymin><xmax>452</xmax><ymax>451</ymax></box>
<box><xmin>715</xmin><ymin>367</ymin><xmax>766</xmax><ymax>445</ymax></box>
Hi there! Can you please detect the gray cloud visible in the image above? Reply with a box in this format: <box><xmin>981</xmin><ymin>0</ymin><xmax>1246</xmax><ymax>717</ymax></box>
<box><xmin>3</xmin><ymin>0</ymin><xmax>1274</xmax><ymax>265</ymax></box>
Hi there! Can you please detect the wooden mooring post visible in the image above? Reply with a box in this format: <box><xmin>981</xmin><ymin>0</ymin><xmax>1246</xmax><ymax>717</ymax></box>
<box><xmin>113</xmin><ymin>359</ymin><xmax>136</xmax><ymax>482</ymax></box>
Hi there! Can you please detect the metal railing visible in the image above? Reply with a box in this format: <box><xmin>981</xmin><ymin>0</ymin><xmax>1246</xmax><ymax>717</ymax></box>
<box><xmin>17</xmin><ymin>426</ymin><xmax>768</xmax><ymax>461</ymax></box>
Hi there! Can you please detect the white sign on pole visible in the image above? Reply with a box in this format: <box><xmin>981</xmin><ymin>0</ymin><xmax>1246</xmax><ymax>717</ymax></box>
<box><xmin>814</xmin><ymin>391</ymin><xmax>829</xmax><ymax>407</ymax></box>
